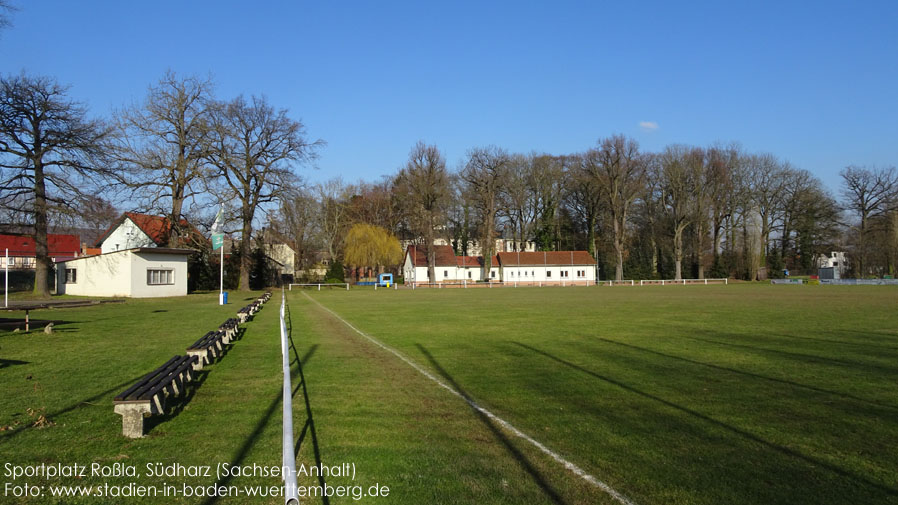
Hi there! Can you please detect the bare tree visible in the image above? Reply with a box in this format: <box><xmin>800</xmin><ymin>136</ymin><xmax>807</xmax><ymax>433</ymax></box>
<box><xmin>745</xmin><ymin>153</ymin><xmax>789</xmax><ymax>266</ymax></box>
<box><xmin>394</xmin><ymin>141</ymin><xmax>451</xmax><ymax>282</ymax></box>
<box><xmin>567</xmin><ymin>153</ymin><xmax>604</xmax><ymax>258</ymax></box>
<box><xmin>585</xmin><ymin>135</ymin><xmax>646</xmax><ymax>281</ymax></box>
<box><xmin>206</xmin><ymin>95</ymin><xmax>322</xmax><ymax>290</ymax></box>
<box><xmin>659</xmin><ymin>145</ymin><xmax>702</xmax><ymax>280</ymax></box>
<box><xmin>115</xmin><ymin>71</ymin><xmax>214</xmax><ymax>246</ymax></box>
<box><xmin>0</xmin><ymin>73</ymin><xmax>113</xmax><ymax>297</ymax></box>
<box><xmin>840</xmin><ymin>165</ymin><xmax>898</xmax><ymax>275</ymax></box>
<box><xmin>315</xmin><ymin>177</ymin><xmax>352</xmax><ymax>262</ymax></box>
<box><xmin>276</xmin><ymin>184</ymin><xmax>321</xmax><ymax>273</ymax></box>
<box><xmin>460</xmin><ymin>146</ymin><xmax>510</xmax><ymax>276</ymax></box>
<box><xmin>705</xmin><ymin>144</ymin><xmax>738</xmax><ymax>271</ymax></box>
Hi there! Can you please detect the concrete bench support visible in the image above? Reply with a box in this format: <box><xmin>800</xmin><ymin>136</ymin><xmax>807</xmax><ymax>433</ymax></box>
<box><xmin>114</xmin><ymin>402</ymin><xmax>152</xmax><ymax>438</ymax></box>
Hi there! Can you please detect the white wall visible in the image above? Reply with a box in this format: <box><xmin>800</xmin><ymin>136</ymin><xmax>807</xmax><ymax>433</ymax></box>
<box><xmin>58</xmin><ymin>253</ymin><xmax>132</xmax><ymax>297</ymax></box>
<box><xmin>502</xmin><ymin>265</ymin><xmax>596</xmax><ymax>284</ymax></box>
<box><xmin>129</xmin><ymin>252</ymin><xmax>188</xmax><ymax>298</ymax></box>
<box><xmin>57</xmin><ymin>250</ymin><xmax>188</xmax><ymax>298</ymax></box>
<box><xmin>100</xmin><ymin>218</ymin><xmax>155</xmax><ymax>254</ymax></box>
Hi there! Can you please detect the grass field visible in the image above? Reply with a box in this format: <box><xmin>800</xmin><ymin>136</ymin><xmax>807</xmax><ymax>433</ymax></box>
<box><xmin>1</xmin><ymin>285</ymin><xmax>897</xmax><ymax>504</ymax></box>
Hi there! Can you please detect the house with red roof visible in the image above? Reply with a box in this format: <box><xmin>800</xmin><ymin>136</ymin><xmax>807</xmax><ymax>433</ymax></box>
<box><xmin>497</xmin><ymin>251</ymin><xmax>597</xmax><ymax>285</ymax></box>
<box><xmin>95</xmin><ymin>212</ymin><xmax>205</xmax><ymax>254</ymax></box>
<box><xmin>0</xmin><ymin>233</ymin><xmax>82</xmax><ymax>269</ymax></box>
<box><xmin>402</xmin><ymin>245</ymin><xmax>596</xmax><ymax>285</ymax></box>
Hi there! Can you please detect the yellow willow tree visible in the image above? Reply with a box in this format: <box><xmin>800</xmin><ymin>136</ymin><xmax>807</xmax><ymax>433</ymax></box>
<box><xmin>343</xmin><ymin>223</ymin><xmax>402</xmax><ymax>280</ymax></box>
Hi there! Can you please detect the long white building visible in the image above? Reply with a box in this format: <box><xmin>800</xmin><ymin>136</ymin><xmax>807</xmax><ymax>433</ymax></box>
<box><xmin>402</xmin><ymin>245</ymin><xmax>596</xmax><ymax>285</ymax></box>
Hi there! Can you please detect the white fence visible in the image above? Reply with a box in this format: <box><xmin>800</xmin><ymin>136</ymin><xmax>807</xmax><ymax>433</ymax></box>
<box><xmin>633</xmin><ymin>278</ymin><xmax>728</xmax><ymax>286</ymax></box>
<box><xmin>279</xmin><ymin>289</ymin><xmax>299</xmax><ymax>505</ymax></box>
<box><xmin>406</xmin><ymin>278</ymin><xmax>729</xmax><ymax>288</ymax></box>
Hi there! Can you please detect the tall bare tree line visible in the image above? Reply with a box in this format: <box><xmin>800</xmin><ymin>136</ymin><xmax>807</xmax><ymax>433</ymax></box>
<box><xmin>2</xmin><ymin>69</ymin><xmax>895</xmax><ymax>292</ymax></box>
<box><xmin>281</xmin><ymin>138</ymin><xmax>895</xmax><ymax>282</ymax></box>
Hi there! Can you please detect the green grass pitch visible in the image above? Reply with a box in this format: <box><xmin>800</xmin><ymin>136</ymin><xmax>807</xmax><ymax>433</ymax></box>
<box><xmin>1</xmin><ymin>285</ymin><xmax>896</xmax><ymax>504</ymax></box>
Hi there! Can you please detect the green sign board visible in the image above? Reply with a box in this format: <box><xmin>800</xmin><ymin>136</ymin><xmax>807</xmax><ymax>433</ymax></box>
<box><xmin>212</xmin><ymin>233</ymin><xmax>224</xmax><ymax>251</ymax></box>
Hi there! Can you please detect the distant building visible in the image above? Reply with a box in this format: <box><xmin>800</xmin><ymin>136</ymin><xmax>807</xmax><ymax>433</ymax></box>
<box><xmin>817</xmin><ymin>251</ymin><xmax>848</xmax><ymax>279</ymax></box>
<box><xmin>0</xmin><ymin>233</ymin><xmax>82</xmax><ymax>269</ymax></box>
<box><xmin>402</xmin><ymin>245</ymin><xmax>596</xmax><ymax>285</ymax></box>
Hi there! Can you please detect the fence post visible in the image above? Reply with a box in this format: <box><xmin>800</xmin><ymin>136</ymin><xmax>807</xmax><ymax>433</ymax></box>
<box><xmin>317</xmin><ymin>284</ymin><xmax>320</xmax><ymax>291</ymax></box>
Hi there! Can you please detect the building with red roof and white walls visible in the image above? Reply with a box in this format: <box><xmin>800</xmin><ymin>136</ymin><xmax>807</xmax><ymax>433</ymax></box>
<box><xmin>0</xmin><ymin>233</ymin><xmax>82</xmax><ymax>269</ymax></box>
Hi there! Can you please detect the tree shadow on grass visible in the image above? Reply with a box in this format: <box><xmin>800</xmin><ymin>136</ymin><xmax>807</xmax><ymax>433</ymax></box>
<box><xmin>592</xmin><ymin>337</ymin><xmax>898</xmax><ymax>413</ymax></box>
<box><xmin>0</xmin><ymin>358</ymin><xmax>29</xmax><ymax>368</ymax></box>
<box><xmin>415</xmin><ymin>343</ymin><xmax>567</xmax><ymax>505</ymax></box>
<box><xmin>679</xmin><ymin>332</ymin><xmax>898</xmax><ymax>375</ymax></box>
<box><xmin>511</xmin><ymin>341</ymin><xmax>898</xmax><ymax>499</ymax></box>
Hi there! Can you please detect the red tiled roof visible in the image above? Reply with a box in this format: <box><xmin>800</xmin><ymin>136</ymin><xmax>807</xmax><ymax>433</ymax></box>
<box><xmin>406</xmin><ymin>244</ymin><xmax>458</xmax><ymax>267</ymax></box>
<box><xmin>96</xmin><ymin>212</ymin><xmax>203</xmax><ymax>247</ymax></box>
<box><xmin>457</xmin><ymin>256</ymin><xmax>480</xmax><ymax>267</ymax></box>
<box><xmin>497</xmin><ymin>251</ymin><xmax>596</xmax><ymax>266</ymax></box>
<box><xmin>0</xmin><ymin>233</ymin><xmax>81</xmax><ymax>257</ymax></box>
<box><xmin>457</xmin><ymin>255</ymin><xmax>499</xmax><ymax>267</ymax></box>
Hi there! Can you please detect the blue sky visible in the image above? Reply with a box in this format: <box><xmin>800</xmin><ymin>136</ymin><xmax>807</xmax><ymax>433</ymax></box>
<box><xmin>2</xmin><ymin>1</ymin><xmax>896</xmax><ymax>191</ymax></box>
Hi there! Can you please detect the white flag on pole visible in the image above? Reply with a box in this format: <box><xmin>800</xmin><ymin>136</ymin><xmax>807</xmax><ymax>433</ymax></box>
<box><xmin>211</xmin><ymin>205</ymin><xmax>224</xmax><ymax>234</ymax></box>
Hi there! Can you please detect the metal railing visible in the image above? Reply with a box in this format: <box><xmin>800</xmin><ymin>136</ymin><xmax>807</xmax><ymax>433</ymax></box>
<box><xmin>279</xmin><ymin>289</ymin><xmax>299</xmax><ymax>505</ymax></box>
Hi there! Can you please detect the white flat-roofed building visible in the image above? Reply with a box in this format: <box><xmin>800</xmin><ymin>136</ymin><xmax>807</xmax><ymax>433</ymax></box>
<box><xmin>56</xmin><ymin>248</ymin><xmax>192</xmax><ymax>298</ymax></box>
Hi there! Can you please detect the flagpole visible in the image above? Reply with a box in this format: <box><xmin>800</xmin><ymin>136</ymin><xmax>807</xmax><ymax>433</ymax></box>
<box><xmin>220</xmin><ymin>240</ymin><xmax>224</xmax><ymax>302</ymax></box>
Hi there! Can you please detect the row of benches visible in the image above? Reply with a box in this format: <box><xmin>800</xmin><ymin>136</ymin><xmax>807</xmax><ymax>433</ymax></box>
<box><xmin>113</xmin><ymin>292</ymin><xmax>272</xmax><ymax>438</ymax></box>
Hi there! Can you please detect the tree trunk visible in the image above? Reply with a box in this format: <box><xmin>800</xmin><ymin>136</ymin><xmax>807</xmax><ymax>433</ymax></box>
<box><xmin>426</xmin><ymin>217</ymin><xmax>436</xmax><ymax>283</ymax></box>
<box><xmin>613</xmin><ymin>219</ymin><xmax>624</xmax><ymax>281</ymax></box>
<box><xmin>238</xmin><ymin>207</ymin><xmax>253</xmax><ymax>290</ymax></box>
<box><xmin>586</xmin><ymin>214</ymin><xmax>596</xmax><ymax>259</ymax></box>
<box><xmin>674</xmin><ymin>228</ymin><xmax>683</xmax><ymax>281</ymax></box>
<box><xmin>33</xmin><ymin>162</ymin><xmax>51</xmax><ymax>298</ymax></box>
<box><xmin>168</xmin><ymin>194</ymin><xmax>184</xmax><ymax>247</ymax></box>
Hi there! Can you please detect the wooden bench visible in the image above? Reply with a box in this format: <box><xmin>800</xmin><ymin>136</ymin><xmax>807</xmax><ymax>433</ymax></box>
<box><xmin>113</xmin><ymin>355</ymin><xmax>198</xmax><ymax>438</ymax></box>
<box><xmin>219</xmin><ymin>318</ymin><xmax>239</xmax><ymax>341</ymax></box>
<box><xmin>185</xmin><ymin>331</ymin><xmax>227</xmax><ymax>370</ymax></box>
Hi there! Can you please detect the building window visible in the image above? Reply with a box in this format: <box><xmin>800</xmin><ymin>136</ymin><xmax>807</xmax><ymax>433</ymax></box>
<box><xmin>467</xmin><ymin>271</ymin><xmax>472</xmax><ymax>278</ymax></box>
<box><xmin>562</xmin><ymin>271</ymin><xmax>569</xmax><ymax>278</ymax></box>
<box><xmin>444</xmin><ymin>270</ymin><xmax>448</xmax><ymax>278</ymax></box>
<box><xmin>23</xmin><ymin>257</ymin><xmax>35</xmax><ymax>268</ymax></box>
<box><xmin>490</xmin><ymin>271</ymin><xmax>495</xmax><ymax>278</ymax></box>
<box><xmin>147</xmin><ymin>269</ymin><xmax>174</xmax><ymax>285</ymax></box>
<box><xmin>65</xmin><ymin>268</ymin><xmax>77</xmax><ymax>284</ymax></box>
<box><xmin>546</xmin><ymin>271</ymin><xmax>552</xmax><ymax>278</ymax></box>
<box><xmin>7</xmin><ymin>257</ymin><xmax>16</xmax><ymax>267</ymax></box>
<box><xmin>532</xmin><ymin>270</ymin><xmax>535</xmax><ymax>277</ymax></box>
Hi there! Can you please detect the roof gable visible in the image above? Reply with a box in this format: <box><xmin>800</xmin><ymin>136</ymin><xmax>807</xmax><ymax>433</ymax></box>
<box><xmin>406</xmin><ymin>244</ymin><xmax>457</xmax><ymax>267</ymax></box>
<box><xmin>96</xmin><ymin>212</ymin><xmax>204</xmax><ymax>248</ymax></box>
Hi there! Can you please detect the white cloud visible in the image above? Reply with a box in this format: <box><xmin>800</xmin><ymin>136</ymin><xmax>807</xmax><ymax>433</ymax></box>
<box><xmin>639</xmin><ymin>121</ymin><xmax>659</xmax><ymax>132</ymax></box>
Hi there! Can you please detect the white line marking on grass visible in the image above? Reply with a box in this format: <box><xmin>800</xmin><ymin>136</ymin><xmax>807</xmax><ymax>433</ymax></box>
<box><xmin>302</xmin><ymin>292</ymin><xmax>637</xmax><ymax>505</ymax></box>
